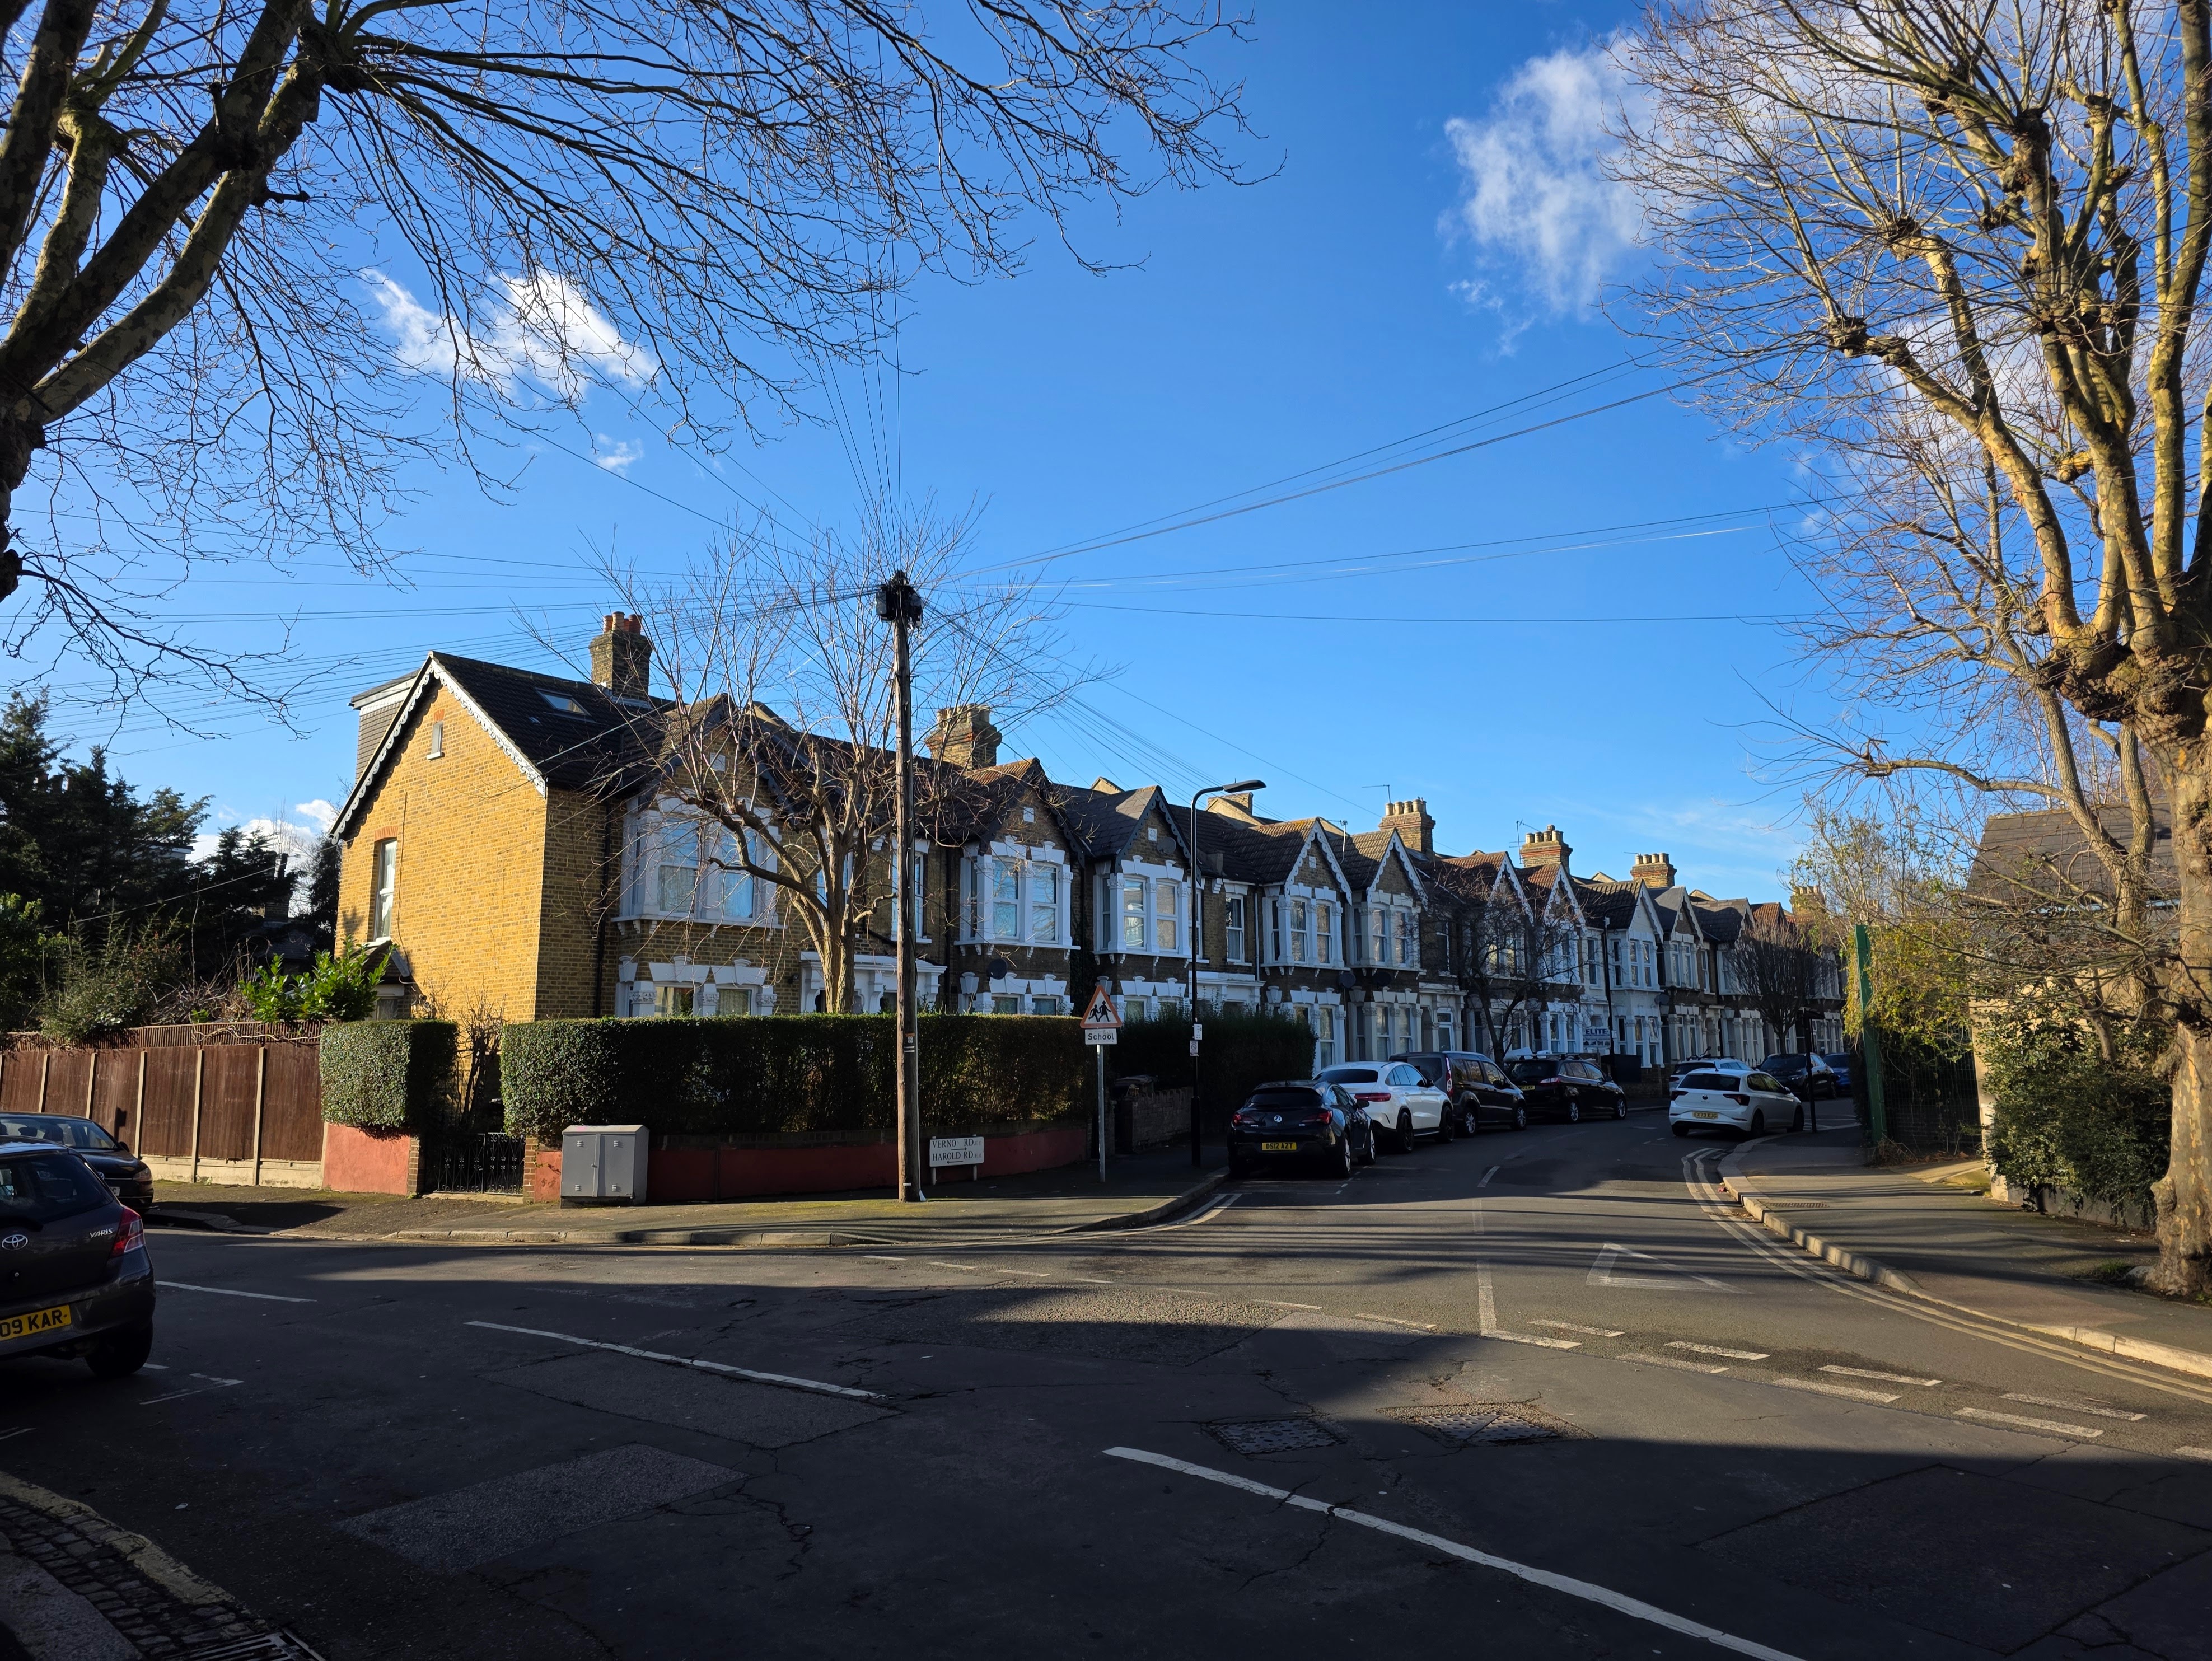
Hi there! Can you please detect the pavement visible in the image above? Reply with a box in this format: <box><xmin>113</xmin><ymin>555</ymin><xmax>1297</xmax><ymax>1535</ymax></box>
<box><xmin>12</xmin><ymin>1114</ymin><xmax>2212</xmax><ymax>1659</ymax></box>
<box><xmin>148</xmin><ymin>1144</ymin><xmax>1232</xmax><ymax>1247</ymax></box>
<box><xmin>1723</xmin><ymin>1130</ymin><xmax>2212</xmax><ymax>1379</ymax></box>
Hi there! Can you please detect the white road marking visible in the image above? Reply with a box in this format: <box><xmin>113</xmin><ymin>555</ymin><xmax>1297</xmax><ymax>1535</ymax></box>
<box><xmin>163</xmin><ymin>1281</ymin><xmax>312</xmax><ymax>1303</ymax></box>
<box><xmin>141</xmin><ymin>1373</ymin><xmax>243</xmax><ymax>1406</ymax></box>
<box><xmin>1261</xmin><ymin>1300</ymin><xmax>1323</xmax><ymax>1311</ymax></box>
<box><xmin>862</xmin><ymin>1255</ymin><xmax>905</xmax><ymax>1262</ymax></box>
<box><xmin>1531</xmin><ymin>1319</ymin><xmax>1624</xmax><ymax>1337</ymax></box>
<box><xmin>1957</xmin><ymin>1406</ymin><xmax>2103</xmax><ymax>1439</ymax></box>
<box><xmin>465</xmin><ymin>1321</ymin><xmax>885</xmax><ymax>1401</ymax></box>
<box><xmin>1770</xmin><ymin>1376</ymin><xmax>1898</xmax><ymax>1405</ymax></box>
<box><xmin>1105</xmin><ymin>1447</ymin><xmax>1804</xmax><ymax>1661</ymax></box>
<box><xmin>2004</xmin><ymin>1392</ymin><xmax>2146</xmax><ymax>1421</ymax></box>
<box><xmin>1621</xmin><ymin>1351</ymin><xmax>1728</xmax><ymax>1374</ymax></box>
<box><xmin>926</xmin><ymin>1260</ymin><xmax>1050</xmax><ymax>1278</ymax></box>
<box><xmin>1669</xmin><ymin>1341</ymin><xmax>1769</xmax><ymax>1360</ymax></box>
<box><xmin>0</xmin><ymin>1427</ymin><xmax>29</xmax><ymax>1442</ymax></box>
<box><xmin>1486</xmin><ymin>1330</ymin><xmax>1581</xmax><ymax>1349</ymax></box>
<box><xmin>1588</xmin><ymin>1242</ymin><xmax>1738</xmax><ymax>1293</ymax></box>
<box><xmin>1479</xmin><ymin>1166</ymin><xmax>1500</xmax><ymax>1188</ymax></box>
<box><xmin>1353</xmin><ymin>1311</ymin><xmax>1437</xmax><ymax>1332</ymax></box>
<box><xmin>1476</xmin><ymin>1261</ymin><xmax>1497</xmax><ymax>1334</ymax></box>
<box><xmin>1821</xmin><ymin>1365</ymin><xmax>1940</xmax><ymax>1387</ymax></box>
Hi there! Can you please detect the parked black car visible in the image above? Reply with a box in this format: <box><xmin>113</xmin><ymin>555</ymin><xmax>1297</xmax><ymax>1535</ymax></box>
<box><xmin>0</xmin><ymin>1116</ymin><xmax>154</xmax><ymax>1213</ymax></box>
<box><xmin>1759</xmin><ymin>1054</ymin><xmax>1840</xmax><ymax>1101</ymax></box>
<box><xmin>1392</xmin><ymin>1051</ymin><xmax>1530</xmax><ymax>1134</ymax></box>
<box><xmin>0</xmin><ymin>1139</ymin><xmax>156</xmax><ymax>1378</ymax></box>
<box><xmin>1228</xmin><ymin>1081</ymin><xmax>1375</xmax><ymax>1178</ymax></box>
<box><xmin>1503</xmin><ymin>1056</ymin><xmax>1626</xmax><ymax>1122</ymax></box>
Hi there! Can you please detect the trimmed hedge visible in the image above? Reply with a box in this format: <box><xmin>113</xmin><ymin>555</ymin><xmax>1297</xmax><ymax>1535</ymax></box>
<box><xmin>320</xmin><ymin>1019</ymin><xmax>458</xmax><ymax>1133</ymax></box>
<box><xmin>1112</xmin><ymin>1010</ymin><xmax>1316</xmax><ymax>1119</ymax></box>
<box><xmin>501</xmin><ymin>1014</ymin><xmax>1086</xmax><ymax>1141</ymax></box>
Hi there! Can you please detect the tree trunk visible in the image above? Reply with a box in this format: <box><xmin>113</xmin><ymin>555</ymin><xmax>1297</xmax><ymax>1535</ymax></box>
<box><xmin>0</xmin><ymin>414</ymin><xmax>43</xmax><ymax>603</ymax></box>
<box><xmin>2154</xmin><ymin>767</ymin><xmax>2212</xmax><ymax>1296</ymax></box>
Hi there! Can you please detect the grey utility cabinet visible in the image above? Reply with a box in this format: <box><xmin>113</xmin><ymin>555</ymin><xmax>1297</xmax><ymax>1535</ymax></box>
<box><xmin>560</xmin><ymin>1124</ymin><xmax>649</xmax><ymax>1205</ymax></box>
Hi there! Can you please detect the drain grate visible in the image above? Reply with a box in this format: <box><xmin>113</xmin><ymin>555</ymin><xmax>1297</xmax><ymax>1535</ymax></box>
<box><xmin>1392</xmin><ymin>1403</ymin><xmax>1582</xmax><ymax>1445</ymax></box>
<box><xmin>1208</xmin><ymin>1417</ymin><xmax>1343</xmax><ymax>1456</ymax></box>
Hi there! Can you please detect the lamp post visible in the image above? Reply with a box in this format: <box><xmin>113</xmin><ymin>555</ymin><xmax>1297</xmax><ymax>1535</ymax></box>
<box><xmin>1187</xmin><ymin>779</ymin><xmax>1265</xmax><ymax>1168</ymax></box>
<box><xmin>874</xmin><ymin>569</ymin><xmax>924</xmax><ymax>1202</ymax></box>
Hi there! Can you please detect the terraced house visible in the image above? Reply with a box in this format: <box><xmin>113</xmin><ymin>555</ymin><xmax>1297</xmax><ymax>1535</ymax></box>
<box><xmin>335</xmin><ymin>619</ymin><xmax>1842</xmax><ymax>1063</ymax></box>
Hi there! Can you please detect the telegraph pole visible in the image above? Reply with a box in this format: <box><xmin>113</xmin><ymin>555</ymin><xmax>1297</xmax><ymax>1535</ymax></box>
<box><xmin>876</xmin><ymin>570</ymin><xmax>925</xmax><ymax>1201</ymax></box>
<box><xmin>1186</xmin><ymin>779</ymin><xmax>1265</xmax><ymax>1168</ymax></box>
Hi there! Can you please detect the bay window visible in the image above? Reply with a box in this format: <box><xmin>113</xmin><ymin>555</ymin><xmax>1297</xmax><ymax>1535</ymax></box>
<box><xmin>1316</xmin><ymin>902</ymin><xmax>1335</xmax><ymax>965</ymax></box>
<box><xmin>1225</xmin><ymin>896</ymin><xmax>1248</xmax><ymax>962</ymax></box>
<box><xmin>1395</xmin><ymin>910</ymin><xmax>1414</xmax><ymax>966</ymax></box>
<box><xmin>1031</xmin><ymin>864</ymin><xmax>1061</xmax><ymax>942</ymax></box>
<box><xmin>1269</xmin><ymin>898</ymin><xmax>1284</xmax><ymax>962</ymax></box>
<box><xmin>657</xmin><ymin>823</ymin><xmax>700</xmax><ymax>913</ymax></box>
<box><xmin>1289</xmin><ymin>898</ymin><xmax>1311</xmax><ymax>962</ymax></box>
<box><xmin>1121</xmin><ymin>877</ymin><xmax>1147</xmax><ymax>948</ymax></box>
<box><xmin>1370</xmin><ymin>907</ymin><xmax>1387</xmax><ymax>965</ymax></box>
<box><xmin>1154</xmin><ymin>880</ymin><xmax>1181</xmax><ymax>952</ymax></box>
<box><xmin>993</xmin><ymin>858</ymin><xmax>1020</xmax><ymax>939</ymax></box>
<box><xmin>713</xmin><ymin>830</ymin><xmax>755</xmax><ymax>920</ymax></box>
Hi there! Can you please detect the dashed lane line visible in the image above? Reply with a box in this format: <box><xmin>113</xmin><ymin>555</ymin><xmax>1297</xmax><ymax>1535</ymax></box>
<box><xmin>1822</xmin><ymin>1365</ymin><xmax>1940</xmax><ymax>1387</ymax></box>
<box><xmin>1622</xmin><ymin>1351</ymin><xmax>1728</xmax><ymax>1375</ymax></box>
<box><xmin>163</xmin><ymin>1282</ymin><xmax>313</xmax><ymax>1304</ymax></box>
<box><xmin>2004</xmin><ymin>1393</ymin><xmax>2146</xmax><ymax>1421</ymax></box>
<box><xmin>1957</xmin><ymin>1406</ymin><xmax>2103</xmax><ymax>1439</ymax></box>
<box><xmin>1669</xmin><ymin>1341</ymin><xmax>1769</xmax><ymax>1360</ymax></box>
<box><xmin>1479</xmin><ymin>1166</ymin><xmax>1500</xmax><ymax>1188</ymax></box>
<box><xmin>1105</xmin><ymin>1447</ymin><xmax>1804</xmax><ymax>1661</ymax></box>
<box><xmin>140</xmin><ymin>1373</ymin><xmax>242</xmax><ymax>1406</ymax></box>
<box><xmin>465</xmin><ymin>1321</ymin><xmax>885</xmax><ymax>1401</ymax></box>
<box><xmin>1771</xmin><ymin>1375</ymin><xmax>1898</xmax><ymax>1405</ymax></box>
<box><xmin>1353</xmin><ymin>1311</ymin><xmax>1438</xmax><ymax>1333</ymax></box>
<box><xmin>1531</xmin><ymin>1319</ymin><xmax>1624</xmax><ymax>1337</ymax></box>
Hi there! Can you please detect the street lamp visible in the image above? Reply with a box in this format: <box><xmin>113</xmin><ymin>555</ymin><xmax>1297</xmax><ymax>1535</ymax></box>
<box><xmin>1187</xmin><ymin>779</ymin><xmax>1265</xmax><ymax>1168</ymax></box>
<box><xmin>874</xmin><ymin>569</ymin><xmax>924</xmax><ymax>1202</ymax></box>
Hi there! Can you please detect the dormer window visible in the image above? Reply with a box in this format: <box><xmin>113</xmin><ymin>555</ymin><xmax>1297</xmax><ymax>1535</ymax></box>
<box><xmin>540</xmin><ymin>690</ymin><xmax>587</xmax><ymax>715</ymax></box>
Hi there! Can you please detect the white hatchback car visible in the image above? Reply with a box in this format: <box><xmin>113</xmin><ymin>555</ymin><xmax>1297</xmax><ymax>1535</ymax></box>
<box><xmin>1318</xmin><ymin>1063</ymin><xmax>1447</xmax><ymax>1153</ymax></box>
<box><xmin>1669</xmin><ymin>1068</ymin><xmax>1803</xmax><ymax>1139</ymax></box>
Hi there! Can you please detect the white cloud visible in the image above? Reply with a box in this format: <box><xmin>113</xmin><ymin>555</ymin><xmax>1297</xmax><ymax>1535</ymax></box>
<box><xmin>593</xmin><ymin>435</ymin><xmax>645</xmax><ymax>474</ymax></box>
<box><xmin>191</xmin><ymin>806</ymin><xmax>335</xmax><ymax>915</ymax></box>
<box><xmin>294</xmin><ymin>798</ymin><xmax>338</xmax><ymax>834</ymax></box>
<box><xmin>361</xmin><ymin>269</ymin><xmax>658</xmax><ymax>400</ymax></box>
<box><xmin>1444</xmin><ymin>43</ymin><xmax>1644</xmax><ymax>317</ymax></box>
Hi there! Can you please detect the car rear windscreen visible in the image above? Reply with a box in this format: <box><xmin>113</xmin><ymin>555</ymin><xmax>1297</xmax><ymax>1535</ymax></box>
<box><xmin>1764</xmin><ymin>1056</ymin><xmax>1806</xmax><ymax>1073</ymax></box>
<box><xmin>1506</xmin><ymin>1061</ymin><xmax>1554</xmax><ymax>1084</ymax></box>
<box><xmin>0</xmin><ymin>1116</ymin><xmax>118</xmax><ymax>1151</ymax></box>
<box><xmin>1318</xmin><ymin>1068</ymin><xmax>1379</xmax><ymax>1084</ymax></box>
<box><xmin>1247</xmin><ymin>1088</ymin><xmax>1324</xmax><ymax>1110</ymax></box>
<box><xmin>1680</xmin><ymin>1073</ymin><xmax>1741</xmax><ymax>1092</ymax></box>
<box><xmin>0</xmin><ymin>1152</ymin><xmax>111</xmax><ymax>1222</ymax></box>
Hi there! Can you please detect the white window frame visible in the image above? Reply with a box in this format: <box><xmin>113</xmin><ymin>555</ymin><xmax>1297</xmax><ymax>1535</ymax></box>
<box><xmin>1225</xmin><ymin>894</ymin><xmax>1248</xmax><ymax>963</ymax></box>
<box><xmin>369</xmin><ymin>839</ymin><xmax>397</xmax><ymax>939</ymax></box>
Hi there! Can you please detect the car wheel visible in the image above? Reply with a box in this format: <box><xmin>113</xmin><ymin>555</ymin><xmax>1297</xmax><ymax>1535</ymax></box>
<box><xmin>1397</xmin><ymin>1111</ymin><xmax>1415</xmax><ymax>1153</ymax></box>
<box><xmin>1790</xmin><ymin>1105</ymin><xmax>1804</xmax><ymax>1133</ymax></box>
<box><xmin>1511</xmin><ymin>1103</ymin><xmax>1528</xmax><ymax>1133</ymax></box>
<box><xmin>1748</xmin><ymin>1111</ymin><xmax>1766</xmax><ymax>1139</ymax></box>
<box><xmin>1613</xmin><ymin>1097</ymin><xmax>1628</xmax><ymax>1121</ymax></box>
<box><xmin>85</xmin><ymin>1320</ymin><xmax>153</xmax><ymax>1380</ymax></box>
<box><xmin>1565</xmin><ymin>1099</ymin><xmax>1580</xmax><ymax>1125</ymax></box>
<box><xmin>1671</xmin><ymin>1122</ymin><xmax>1691</xmax><ymax>1138</ymax></box>
<box><xmin>1335</xmin><ymin>1136</ymin><xmax>1354</xmax><ymax>1179</ymax></box>
<box><xmin>1358</xmin><ymin>1127</ymin><xmax>1378</xmax><ymax>1166</ymax></box>
<box><xmin>1438</xmin><ymin>1105</ymin><xmax>1457</xmax><ymax>1143</ymax></box>
<box><xmin>1462</xmin><ymin>1105</ymin><xmax>1480</xmax><ymax>1138</ymax></box>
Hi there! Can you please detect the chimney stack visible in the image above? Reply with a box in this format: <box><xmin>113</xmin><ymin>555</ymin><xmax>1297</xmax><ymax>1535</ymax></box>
<box><xmin>590</xmin><ymin>612</ymin><xmax>652</xmax><ymax>700</ymax></box>
<box><xmin>927</xmin><ymin>704</ymin><xmax>1002</xmax><ymax>770</ymax></box>
<box><xmin>1630</xmin><ymin>852</ymin><xmax>1677</xmax><ymax>891</ymax></box>
<box><xmin>1520</xmin><ymin>824</ymin><xmax>1571</xmax><ymax>874</ymax></box>
<box><xmin>1380</xmin><ymin>798</ymin><xmax>1435</xmax><ymax>858</ymax></box>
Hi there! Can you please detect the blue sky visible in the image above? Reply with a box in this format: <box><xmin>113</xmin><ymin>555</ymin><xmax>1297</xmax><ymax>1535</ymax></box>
<box><xmin>39</xmin><ymin>2</ymin><xmax>1832</xmax><ymax>899</ymax></box>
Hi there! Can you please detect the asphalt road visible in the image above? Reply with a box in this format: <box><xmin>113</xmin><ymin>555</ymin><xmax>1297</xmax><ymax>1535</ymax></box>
<box><xmin>5</xmin><ymin>1110</ymin><xmax>2211</xmax><ymax>1660</ymax></box>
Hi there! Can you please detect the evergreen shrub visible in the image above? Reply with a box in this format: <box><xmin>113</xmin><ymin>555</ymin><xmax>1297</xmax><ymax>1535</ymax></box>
<box><xmin>1111</xmin><ymin>1009</ymin><xmax>1316</xmax><ymax>1120</ymax></box>
<box><xmin>1981</xmin><ymin>996</ymin><xmax>2169</xmax><ymax>1213</ymax></box>
<box><xmin>321</xmin><ymin>1019</ymin><xmax>458</xmax><ymax>1132</ymax></box>
<box><xmin>501</xmin><ymin>1014</ymin><xmax>1085</xmax><ymax>1141</ymax></box>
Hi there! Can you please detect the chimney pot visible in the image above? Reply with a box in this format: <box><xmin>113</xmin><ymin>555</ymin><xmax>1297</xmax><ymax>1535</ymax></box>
<box><xmin>590</xmin><ymin>612</ymin><xmax>653</xmax><ymax>699</ymax></box>
<box><xmin>927</xmin><ymin>704</ymin><xmax>1002</xmax><ymax>769</ymax></box>
<box><xmin>1630</xmin><ymin>851</ymin><xmax>1677</xmax><ymax>891</ymax></box>
<box><xmin>1378</xmin><ymin>796</ymin><xmax>1435</xmax><ymax>858</ymax></box>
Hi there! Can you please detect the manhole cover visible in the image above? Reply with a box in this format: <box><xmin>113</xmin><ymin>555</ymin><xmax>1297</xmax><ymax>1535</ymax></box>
<box><xmin>1208</xmin><ymin>1418</ymin><xmax>1343</xmax><ymax>1455</ymax></box>
<box><xmin>1392</xmin><ymin>1403</ymin><xmax>1581</xmax><ymax>1445</ymax></box>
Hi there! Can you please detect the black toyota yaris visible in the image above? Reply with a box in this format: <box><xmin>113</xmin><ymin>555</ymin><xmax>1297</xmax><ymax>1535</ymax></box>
<box><xmin>0</xmin><ymin>1139</ymin><xmax>156</xmax><ymax>1379</ymax></box>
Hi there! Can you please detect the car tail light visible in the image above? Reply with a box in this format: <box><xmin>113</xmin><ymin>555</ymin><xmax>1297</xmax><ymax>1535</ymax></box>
<box><xmin>111</xmin><ymin>1206</ymin><xmax>143</xmax><ymax>1257</ymax></box>
<box><xmin>1730</xmin><ymin>1093</ymin><xmax>1750</xmax><ymax>1107</ymax></box>
<box><xmin>1353</xmin><ymin>1091</ymin><xmax>1390</xmax><ymax>1104</ymax></box>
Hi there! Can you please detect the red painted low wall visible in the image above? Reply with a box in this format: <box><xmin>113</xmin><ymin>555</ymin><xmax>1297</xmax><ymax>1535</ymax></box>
<box><xmin>323</xmin><ymin>1123</ymin><xmax>418</xmax><ymax>1195</ymax></box>
<box><xmin>530</xmin><ymin>1122</ymin><xmax>1088</xmax><ymax>1204</ymax></box>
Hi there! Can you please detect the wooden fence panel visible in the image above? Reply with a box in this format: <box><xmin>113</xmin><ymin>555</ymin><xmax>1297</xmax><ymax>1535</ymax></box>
<box><xmin>0</xmin><ymin>1051</ymin><xmax>46</xmax><ymax>1115</ymax></box>
<box><xmin>139</xmin><ymin>1048</ymin><xmax>198</xmax><ymax>1160</ymax></box>
<box><xmin>91</xmin><ymin>1054</ymin><xmax>139</xmax><ymax>1143</ymax></box>
<box><xmin>197</xmin><ymin>1046</ymin><xmax>260</xmax><ymax>1163</ymax></box>
<box><xmin>260</xmin><ymin>1046</ymin><xmax>324</xmax><ymax>1163</ymax></box>
<box><xmin>38</xmin><ymin>1051</ymin><xmax>92</xmax><ymax>1121</ymax></box>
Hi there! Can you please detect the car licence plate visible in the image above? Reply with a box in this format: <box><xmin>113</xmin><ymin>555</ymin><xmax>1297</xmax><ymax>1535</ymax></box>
<box><xmin>1260</xmin><ymin>1141</ymin><xmax>1298</xmax><ymax>1152</ymax></box>
<box><xmin>0</xmin><ymin>1304</ymin><xmax>71</xmax><ymax>1342</ymax></box>
<box><xmin>1692</xmin><ymin>1110</ymin><xmax>1719</xmax><ymax>1120</ymax></box>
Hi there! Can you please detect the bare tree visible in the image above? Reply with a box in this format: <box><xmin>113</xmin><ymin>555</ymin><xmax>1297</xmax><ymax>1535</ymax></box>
<box><xmin>1727</xmin><ymin>910</ymin><xmax>1834</xmax><ymax>1059</ymax></box>
<box><xmin>601</xmin><ymin>504</ymin><xmax>1076</xmax><ymax>1013</ymax></box>
<box><xmin>0</xmin><ymin>0</ymin><xmax>1252</xmax><ymax>707</ymax></box>
<box><xmin>1612</xmin><ymin>1</ymin><xmax>2212</xmax><ymax>1292</ymax></box>
<box><xmin>1443</xmin><ymin>867</ymin><xmax>1586</xmax><ymax>1058</ymax></box>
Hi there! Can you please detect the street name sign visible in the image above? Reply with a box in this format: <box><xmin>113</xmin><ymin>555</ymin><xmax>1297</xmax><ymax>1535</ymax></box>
<box><xmin>929</xmin><ymin>1135</ymin><xmax>984</xmax><ymax>1169</ymax></box>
